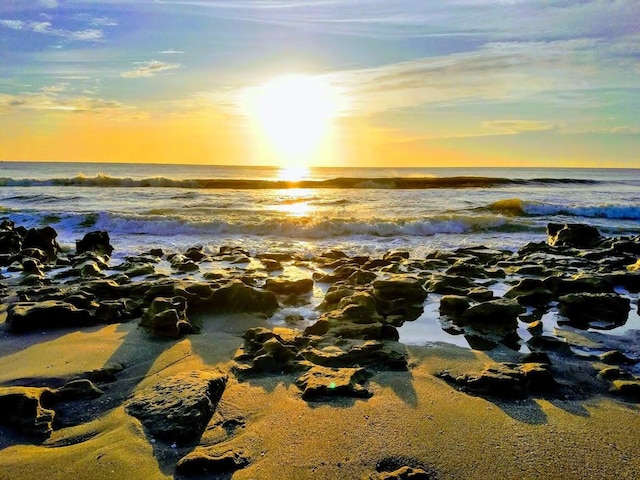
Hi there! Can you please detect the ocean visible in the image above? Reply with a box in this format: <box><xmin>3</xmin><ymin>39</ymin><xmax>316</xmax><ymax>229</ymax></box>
<box><xmin>2</xmin><ymin>162</ymin><xmax>638</xmax><ymax>262</ymax></box>
<box><xmin>2</xmin><ymin>161</ymin><xmax>640</xmax><ymax>349</ymax></box>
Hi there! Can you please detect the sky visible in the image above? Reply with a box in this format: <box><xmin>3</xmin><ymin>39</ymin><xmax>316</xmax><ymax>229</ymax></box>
<box><xmin>0</xmin><ymin>0</ymin><xmax>639</xmax><ymax>168</ymax></box>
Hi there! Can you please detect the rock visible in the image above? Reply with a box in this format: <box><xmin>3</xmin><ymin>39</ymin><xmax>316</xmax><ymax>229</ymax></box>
<box><xmin>373</xmin><ymin>276</ymin><xmax>427</xmax><ymax>303</ymax></box>
<box><xmin>76</xmin><ymin>230</ymin><xmax>114</xmax><ymax>257</ymax></box>
<box><xmin>265</xmin><ymin>277</ymin><xmax>314</xmax><ymax>296</ymax></box>
<box><xmin>558</xmin><ymin>293</ymin><xmax>630</xmax><ymax>330</ymax></box>
<box><xmin>7</xmin><ymin>301</ymin><xmax>94</xmax><ymax>333</ymax></box>
<box><xmin>504</xmin><ymin>278</ymin><xmax>554</xmax><ymax>308</ymax></box>
<box><xmin>547</xmin><ymin>223</ymin><xmax>603</xmax><ymax>248</ymax></box>
<box><xmin>301</xmin><ymin>339</ymin><xmax>407</xmax><ymax>370</ymax></box>
<box><xmin>125</xmin><ymin>371</ymin><xmax>227</xmax><ymax>443</ymax></box>
<box><xmin>176</xmin><ymin>448</ymin><xmax>250</xmax><ymax>475</ymax></box>
<box><xmin>598</xmin><ymin>350</ymin><xmax>637</xmax><ymax>365</ymax></box>
<box><xmin>424</xmin><ymin>274</ymin><xmax>476</xmax><ymax>295</ymax></box>
<box><xmin>526</xmin><ymin>335</ymin><xmax>572</xmax><ymax>354</ymax></box>
<box><xmin>50</xmin><ymin>379</ymin><xmax>103</xmax><ymax>402</ymax></box>
<box><xmin>23</xmin><ymin>226</ymin><xmax>61</xmax><ymax>261</ymax></box>
<box><xmin>526</xmin><ymin>320</ymin><xmax>544</xmax><ymax>335</ymax></box>
<box><xmin>140</xmin><ymin>296</ymin><xmax>192</xmax><ymax>338</ymax></box>
<box><xmin>438</xmin><ymin>362</ymin><xmax>556</xmax><ymax>398</ymax></box>
<box><xmin>458</xmin><ymin>299</ymin><xmax>525</xmax><ymax>336</ymax></box>
<box><xmin>439</xmin><ymin>295</ymin><xmax>470</xmax><ymax>316</ymax></box>
<box><xmin>295</xmin><ymin>365</ymin><xmax>371</xmax><ymax>400</ymax></box>
<box><xmin>208</xmin><ymin>280</ymin><xmax>279</xmax><ymax>315</ymax></box>
<box><xmin>0</xmin><ymin>225</ymin><xmax>23</xmax><ymax>254</ymax></box>
<box><xmin>373</xmin><ymin>466</ymin><xmax>433</xmax><ymax>480</ymax></box>
<box><xmin>608</xmin><ymin>380</ymin><xmax>640</xmax><ymax>401</ymax></box>
<box><xmin>0</xmin><ymin>386</ymin><xmax>55</xmax><ymax>438</ymax></box>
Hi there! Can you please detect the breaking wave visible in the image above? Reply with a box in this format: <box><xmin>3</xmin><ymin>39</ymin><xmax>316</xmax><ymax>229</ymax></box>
<box><xmin>489</xmin><ymin>198</ymin><xmax>640</xmax><ymax>220</ymax></box>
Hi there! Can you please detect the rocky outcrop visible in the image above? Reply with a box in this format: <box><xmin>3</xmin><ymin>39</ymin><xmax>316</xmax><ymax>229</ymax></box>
<box><xmin>139</xmin><ymin>296</ymin><xmax>193</xmax><ymax>338</ymax></box>
<box><xmin>6</xmin><ymin>300</ymin><xmax>94</xmax><ymax>333</ymax></box>
<box><xmin>547</xmin><ymin>223</ymin><xmax>603</xmax><ymax>248</ymax></box>
<box><xmin>558</xmin><ymin>293</ymin><xmax>630</xmax><ymax>330</ymax></box>
<box><xmin>295</xmin><ymin>365</ymin><xmax>371</xmax><ymax>400</ymax></box>
<box><xmin>76</xmin><ymin>230</ymin><xmax>114</xmax><ymax>257</ymax></box>
<box><xmin>125</xmin><ymin>371</ymin><xmax>227</xmax><ymax>443</ymax></box>
<box><xmin>208</xmin><ymin>280</ymin><xmax>279</xmax><ymax>315</ymax></box>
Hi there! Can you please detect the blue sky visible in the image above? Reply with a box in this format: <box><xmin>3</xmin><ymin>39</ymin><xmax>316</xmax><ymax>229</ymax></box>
<box><xmin>1</xmin><ymin>0</ymin><xmax>639</xmax><ymax>166</ymax></box>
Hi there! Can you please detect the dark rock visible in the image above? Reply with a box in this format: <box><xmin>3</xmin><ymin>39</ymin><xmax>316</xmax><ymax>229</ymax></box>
<box><xmin>23</xmin><ymin>226</ymin><xmax>61</xmax><ymax>261</ymax></box>
<box><xmin>439</xmin><ymin>295</ymin><xmax>470</xmax><ymax>316</ymax></box>
<box><xmin>265</xmin><ymin>277</ymin><xmax>314</xmax><ymax>296</ymax></box>
<box><xmin>547</xmin><ymin>223</ymin><xmax>602</xmax><ymax>248</ymax></box>
<box><xmin>0</xmin><ymin>386</ymin><xmax>55</xmax><ymax>438</ymax></box>
<box><xmin>208</xmin><ymin>280</ymin><xmax>279</xmax><ymax>315</ymax></box>
<box><xmin>558</xmin><ymin>293</ymin><xmax>630</xmax><ymax>330</ymax></box>
<box><xmin>373</xmin><ymin>276</ymin><xmax>427</xmax><ymax>303</ymax></box>
<box><xmin>7</xmin><ymin>301</ymin><xmax>94</xmax><ymax>333</ymax></box>
<box><xmin>504</xmin><ymin>278</ymin><xmax>554</xmax><ymax>308</ymax></box>
<box><xmin>76</xmin><ymin>230</ymin><xmax>114</xmax><ymax>257</ymax></box>
<box><xmin>458</xmin><ymin>299</ymin><xmax>525</xmax><ymax>336</ymax></box>
<box><xmin>140</xmin><ymin>296</ymin><xmax>192</xmax><ymax>338</ymax></box>
<box><xmin>598</xmin><ymin>350</ymin><xmax>637</xmax><ymax>365</ymax></box>
<box><xmin>176</xmin><ymin>448</ymin><xmax>250</xmax><ymax>475</ymax></box>
<box><xmin>125</xmin><ymin>371</ymin><xmax>227</xmax><ymax>443</ymax></box>
<box><xmin>608</xmin><ymin>380</ymin><xmax>640</xmax><ymax>401</ymax></box>
<box><xmin>526</xmin><ymin>320</ymin><xmax>544</xmax><ymax>335</ymax></box>
<box><xmin>49</xmin><ymin>379</ymin><xmax>103</xmax><ymax>402</ymax></box>
<box><xmin>424</xmin><ymin>274</ymin><xmax>476</xmax><ymax>295</ymax></box>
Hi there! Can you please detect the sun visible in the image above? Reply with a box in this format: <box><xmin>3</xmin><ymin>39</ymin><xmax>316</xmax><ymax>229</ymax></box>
<box><xmin>247</xmin><ymin>74</ymin><xmax>339</xmax><ymax>165</ymax></box>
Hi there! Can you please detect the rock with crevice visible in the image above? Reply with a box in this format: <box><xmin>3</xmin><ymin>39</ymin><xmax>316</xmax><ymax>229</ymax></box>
<box><xmin>125</xmin><ymin>371</ymin><xmax>227</xmax><ymax>443</ymax></box>
<box><xmin>295</xmin><ymin>365</ymin><xmax>371</xmax><ymax>400</ymax></box>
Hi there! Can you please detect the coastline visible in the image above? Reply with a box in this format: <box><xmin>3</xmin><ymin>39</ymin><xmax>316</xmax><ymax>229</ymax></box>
<box><xmin>1</xmin><ymin>221</ymin><xmax>639</xmax><ymax>479</ymax></box>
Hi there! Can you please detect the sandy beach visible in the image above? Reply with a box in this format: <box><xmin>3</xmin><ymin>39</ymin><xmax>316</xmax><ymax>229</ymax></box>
<box><xmin>1</xmin><ymin>222</ymin><xmax>640</xmax><ymax>479</ymax></box>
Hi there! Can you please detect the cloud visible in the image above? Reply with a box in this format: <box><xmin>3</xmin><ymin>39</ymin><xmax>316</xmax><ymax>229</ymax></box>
<box><xmin>483</xmin><ymin>120</ymin><xmax>558</xmax><ymax>134</ymax></box>
<box><xmin>0</xmin><ymin>17</ymin><xmax>103</xmax><ymax>41</ymax></box>
<box><xmin>158</xmin><ymin>50</ymin><xmax>185</xmax><ymax>54</ymax></box>
<box><xmin>0</xmin><ymin>84</ymin><xmax>133</xmax><ymax>116</ymax></box>
<box><xmin>120</xmin><ymin>61</ymin><xmax>182</xmax><ymax>78</ymax></box>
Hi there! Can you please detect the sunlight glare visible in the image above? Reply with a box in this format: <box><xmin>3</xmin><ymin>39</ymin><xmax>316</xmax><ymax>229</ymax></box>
<box><xmin>248</xmin><ymin>74</ymin><xmax>339</xmax><ymax>165</ymax></box>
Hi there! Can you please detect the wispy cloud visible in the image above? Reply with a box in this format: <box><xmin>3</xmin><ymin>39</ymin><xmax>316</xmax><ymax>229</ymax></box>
<box><xmin>157</xmin><ymin>49</ymin><xmax>185</xmax><ymax>55</ymax></box>
<box><xmin>120</xmin><ymin>60</ymin><xmax>182</xmax><ymax>79</ymax></box>
<box><xmin>482</xmin><ymin>120</ymin><xmax>558</xmax><ymax>134</ymax></box>
<box><xmin>0</xmin><ymin>17</ymin><xmax>103</xmax><ymax>41</ymax></box>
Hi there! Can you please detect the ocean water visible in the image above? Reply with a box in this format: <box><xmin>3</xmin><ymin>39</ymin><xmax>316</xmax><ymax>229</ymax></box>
<box><xmin>1</xmin><ymin>162</ymin><xmax>639</xmax><ymax>262</ymax></box>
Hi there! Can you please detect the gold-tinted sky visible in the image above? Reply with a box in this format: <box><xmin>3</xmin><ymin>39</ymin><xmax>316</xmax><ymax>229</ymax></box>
<box><xmin>1</xmin><ymin>1</ymin><xmax>639</xmax><ymax>167</ymax></box>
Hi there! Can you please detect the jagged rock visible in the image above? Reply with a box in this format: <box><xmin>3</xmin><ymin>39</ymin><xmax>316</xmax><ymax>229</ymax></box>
<box><xmin>140</xmin><ymin>296</ymin><xmax>192</xmax><ymax>338</ymax></box>
<box><xmin>438</xmin><ymin>362</ymin><xmax>556</xmax><ymax>398</ymax></box>
<box><xmin>457</xmin><ymin>298</ymin><xmax>525</xmax><ymax>336</ymax></box>
<box><xmin>176</xmin><ymin>448</ymin><xmax>250</xmax><ymax>475</ymax></box>
<box><xmin>424</xmin><ymin>274</ymin><xmax>476</xmax><ymax>295</ymax></box>
<box><xmin>76</xmin><ymin>230</ymin><xmax>114</xmax><ymax>257</ymax></box>
<box><xmin>0</xmin><ymin>386</ymin><xmax>55</xmax><ymax>438</ymax></box>
<box><xmin>318</xmin><ymin>286</ymin><xmax>357</xmax><ymax>311</ymax></box>
<box><xmin>547</xmin><ymin>223</ymin><xmax>603</xmax><ymax>248</ymax></box>
<box><xmin>208</xmin><ymin>280</ymin><xmax>279</xmax><ymax>315</ymax></box>
<box><xmin>125</xmin><ymin>371</ymin><xmax>227</xmax><ymax>443</ymax></box>
<box><xmin>265</xmin><ymin>277</ymin><xmax>314</xmax><ymax>296</ymax></box>
<box><xmin>301</xmin><ymin>339</ymin><xmax>407</xmax><ymax>370</ymax></box>
<box><xmin>6</xmin><ymin>301</ymin><xmax>94</xmax><ymax>333</ymax></box>
<box><xmin>558</xmin><ymin>293</ymin><xmax>630</xmax><ymax>330</ymax></box>
<box><xmin>504</xmin><ymin>278</ymin><xmax>554</xmax><ymax>308</ymax></box>
<box><xmin>0</xmin><ymin>224</ymin><xmax>23</xmax><ymax>254</ymax></box>
<box><xmin>23</xmin><ymin>226</ymin><xmax>61</xmax><ymax>261</ymax></box>
<box><xmin>295</xmin><ymin>365</ymin><xmax>371</xmax><ymax>400</ymax></box>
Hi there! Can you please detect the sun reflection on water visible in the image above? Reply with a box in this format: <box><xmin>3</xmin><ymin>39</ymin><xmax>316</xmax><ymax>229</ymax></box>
<box><xmin>275</xmin><ymin>188</ymin><xmax>315</xmax><ymax>217</ymax></box>
<box><xmin>277</xmin><ymin>166</ymin><xmax>311</xmax><ymax>183</ymax></box>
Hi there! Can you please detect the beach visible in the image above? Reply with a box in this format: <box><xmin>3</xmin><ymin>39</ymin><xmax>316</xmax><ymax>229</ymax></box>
<box><xmin>1</xmin><ymin>202</ymin><xmax>640</xmax><ymax>478</ymax></box>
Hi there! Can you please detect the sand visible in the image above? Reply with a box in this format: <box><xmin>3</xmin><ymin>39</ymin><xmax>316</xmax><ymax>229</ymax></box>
<box><xmin>1</xmin><ymin>310</ymin><xmax>639</xmax><ymax>480</ymax></box>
